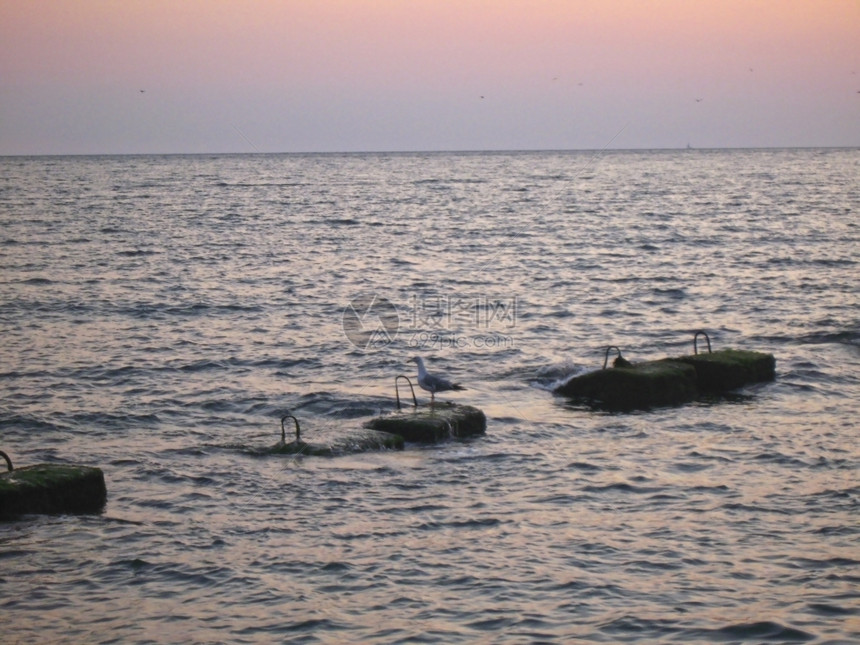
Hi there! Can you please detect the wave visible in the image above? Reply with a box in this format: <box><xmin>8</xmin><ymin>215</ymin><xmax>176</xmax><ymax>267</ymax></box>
<box><xmin>0</xmin><ymin>414</ymin><xmax>68</xmax><ymax>432</ymax></box>
<box><xmin>582</xmin><ymin>482</ymin><xmax>664</xmax><ymax>495</ymax></box>
<box><xmin>796</xmin><ymin>330</ymin><xmax>860</xmax><ymax>346</ymax></box>
<box><xmin>290</xmin><ymin>391</ymin><xmax>392</xmax><ymax>419</ymax></box>
<box><xmin>116</xmin><ymin>249</ymin><xmax>160</xmax><ymax>257</ymax></box>
<box><xmin>684</xmin><ymin>620</ymin><xmax>815</xmax><ymax>642</ymax></box>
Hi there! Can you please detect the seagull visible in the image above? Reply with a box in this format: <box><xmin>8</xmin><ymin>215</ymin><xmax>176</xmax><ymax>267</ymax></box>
<box><xmin>410</xmin><ymin>357</ymin><xmax>465</xmax><ymax>406</ymax></box>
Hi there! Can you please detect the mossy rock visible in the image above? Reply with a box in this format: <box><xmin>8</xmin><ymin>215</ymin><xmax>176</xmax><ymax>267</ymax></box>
<box><xmin>669</xmin><ymin>348</ymin><xmax>776</xmax><ymax>393</ymax></box>
<box><xmin>555</xmin><ymin>360</ymin><xmax>699</xmax><ymax>411</ymax></box>
<box><xmin>256</xmin><ymin>429</ymin><xmax>404</xmax><ymax>457</ymax></box>
<box><xmin>364</xmin><ymin>403</ymin><xmax>487</xmax><ymax>443</ymax></box>
<box><xmin>555</xmin><ymin>347</ymin><xmax>777</xmax><ymax>411</ymax></box>
<box><xmin>0</xmin><ymin>464</ymin><xmax>107</xmax><ymax>519</ymax></box>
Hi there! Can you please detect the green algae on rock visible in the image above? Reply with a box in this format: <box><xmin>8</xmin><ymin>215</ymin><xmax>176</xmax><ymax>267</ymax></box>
<box><xmin>0</xmin><ymin>464</ymin><xmax>107</xmax><ymax>519</ymax></box>
<box><xmin>364</xmin><ymin>403</ymin><xmax>487</xmax><ymax>443</ymax></box>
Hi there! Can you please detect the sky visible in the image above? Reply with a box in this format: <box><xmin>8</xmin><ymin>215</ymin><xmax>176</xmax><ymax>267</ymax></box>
<box><xmin>1</xmin><ymin>0</ymin><xmax>858</xmax><ymax>154</ymax></box>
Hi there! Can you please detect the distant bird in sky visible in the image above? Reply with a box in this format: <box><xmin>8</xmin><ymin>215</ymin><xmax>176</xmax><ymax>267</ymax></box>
<box><xmin>695</xmin><ymin>98</ymin><xmax>703</xmax><ymax>102</ymax></box>
<box><xmin>411</xmin><ymin>357</ymin><xmax>464</xmax><ymax>406</ymax></box>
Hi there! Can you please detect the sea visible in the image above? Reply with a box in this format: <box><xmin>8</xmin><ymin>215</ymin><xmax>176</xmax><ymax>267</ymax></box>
<box><xmin>1</xmin><ymin>148</ymin><xmax>858</xmax><ymax>644</ymax></box>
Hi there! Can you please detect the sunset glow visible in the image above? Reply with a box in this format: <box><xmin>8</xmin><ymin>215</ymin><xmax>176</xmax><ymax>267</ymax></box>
<box><xmin>1</xmin><ymin>0</ymin><xmax>858</xmax><ymax>153</ymax></box>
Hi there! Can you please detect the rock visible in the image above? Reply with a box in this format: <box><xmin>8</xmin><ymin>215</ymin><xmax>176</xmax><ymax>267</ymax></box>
<box><xmin>555</xmin><ymin>360</ymin><xmax>699</xmax><ymax>410</ymax></box>
<box><xmin>555</xmin><ymin>347</ymin><xmax>776</xmax><ymax>411</ymax></box>
<box><xmin>669</xmin><ymin>348</ymin><xmax>776</xmax><ymax>393</ymax></box>
<box><xmin>0</xmin><ymin>464</ymin><xmax>107</xmax><ymax>519</ymax></box>
<box><xmin>364</xmin><ymin>403</ymin><xmax>487</xmax><ymax>443</ymax></box>
<box><xmin>255</xmin><ymin>428</ymin><xmax>404</xmax><ymax>457</ymax></box>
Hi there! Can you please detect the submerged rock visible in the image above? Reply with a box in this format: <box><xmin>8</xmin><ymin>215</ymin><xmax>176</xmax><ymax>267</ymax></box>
<box><xmin>257</xmin><ymin>428</ymin><xmax>405</xmax><ymax>457</ymax></box>
<box><xmin>250</xmin><ymin>413</ymin><xmax>404</xmax><ymax>458</ymax></box>
<box><xmin>555</xmin><ymin>347</ymin><xmax>776</xmax><ymax>411</ymax></box>
<box><xmin>364</xmin><ymin>403</ymin><xmax>487</xmax><ymax>443</ymax></box>
<box><xmin>0</xmin><ymin>463</ymin><xmax>107</xmax><ymax>519</ymax></box>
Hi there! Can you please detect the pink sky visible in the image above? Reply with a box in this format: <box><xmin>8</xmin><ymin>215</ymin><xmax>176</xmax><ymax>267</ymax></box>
<box><xmin>1</xmin><ymin>0</ymin><xmax>858</xmax><ymax>154</ymax></box>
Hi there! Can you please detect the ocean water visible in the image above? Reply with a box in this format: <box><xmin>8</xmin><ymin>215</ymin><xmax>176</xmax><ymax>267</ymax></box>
<box><xmin>1</xmin><ymin>149</ymin><xmax>858</xmax><ymax>643</ymax></box>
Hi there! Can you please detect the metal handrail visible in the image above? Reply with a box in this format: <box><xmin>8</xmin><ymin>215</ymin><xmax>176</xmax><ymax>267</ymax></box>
<box><xmin>280</xmin><ymin>414</ymin><xmax>301</xmax><ymax>443</ymax></box>
<box><xmin>603</xmin><ymin>345</ymin><xmax>624</xmax><ymax>369</ymax></box>
<box><xmin>693</xmin><ymin>330</ymin><xmax>712</xmax><ymax>355</ymax></box>
<box><xmin>395</xmin><ymin>375</ymin><xmax>418</xmax><ymax>410</ymax></box>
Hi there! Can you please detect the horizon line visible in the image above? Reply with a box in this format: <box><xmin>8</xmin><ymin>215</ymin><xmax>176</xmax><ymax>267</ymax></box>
<box><xmin>1</xmin><ymin>144</ymin><xmax>859</xmax><ymax>158</ymax></box>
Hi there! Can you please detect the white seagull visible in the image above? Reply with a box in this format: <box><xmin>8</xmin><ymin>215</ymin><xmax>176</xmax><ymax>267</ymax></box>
<box><xmin>410</xmin><ymin>357</ymin><xmax>465</xmax><ymax>406</ymax></box>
